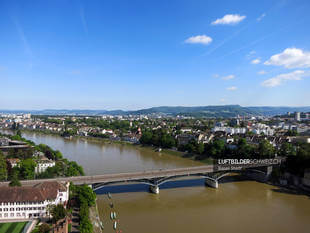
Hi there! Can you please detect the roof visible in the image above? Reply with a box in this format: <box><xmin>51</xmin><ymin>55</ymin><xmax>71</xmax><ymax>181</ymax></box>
<box><xmin>33</xmin><ymin>182</ymin><xmax>67</xmax><ymax>200</ymax></box>
<box><xmin>6</xmin><ymin>158</ymin><xmax>20</xmax><ymax>164</ymax></box>
<box><xmin>0</xmin><ymin>181</ymin><xmax>67</xmax><ymax>203</ymax></box>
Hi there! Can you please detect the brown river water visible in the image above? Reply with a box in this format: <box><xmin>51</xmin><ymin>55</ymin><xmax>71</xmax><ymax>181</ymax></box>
<box><xmin>2</xmin><ymin>130</ymin><xmax>310</xmax><ymax>233</ymax></box>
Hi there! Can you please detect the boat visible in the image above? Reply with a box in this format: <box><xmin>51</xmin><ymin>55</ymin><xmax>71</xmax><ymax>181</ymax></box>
<box><xmin>113</xmin><ymin>212</ymin><xmax>117</xmax><ymax>219</ymax></box>
<box><xmin>108</xmin><ymin>192</ymin><xmax>112</xmax><ymax>199</ymax></box>
<box><xmin>113</xmin><ymin>221</ymin><xmax>117</xmax><ymax>230</ymax></box>
<box><xmin>109</xmin><ymin>203</ymin><xmax>114</xmax><ymax>208</ymax></box>
<box><xmin>156</xmin><ymin>147</ymin><xmax>162</xmax><ymax>152</ymax></box>
<box><xmin>110</xmin><ymin>212</ymin><xmax>114</xmax><ymax>220</ymax></box>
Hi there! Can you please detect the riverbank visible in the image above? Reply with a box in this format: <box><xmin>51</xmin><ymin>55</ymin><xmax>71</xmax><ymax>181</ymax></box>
<box><xmin>1</xmin><ymin>127</ymin><xmax>213</xmax><ymax>165</ymax></box>
<box><xmin>89</xmin><ymin>200</ymin><xmax>103</xmax><ymax>233</ymax></box>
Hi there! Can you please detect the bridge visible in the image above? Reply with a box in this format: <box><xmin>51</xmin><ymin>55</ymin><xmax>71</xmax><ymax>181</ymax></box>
<box><xmin>0</xmin><ymin>159</ymin><xmax>282</xmax><ymax>194</ymax></box>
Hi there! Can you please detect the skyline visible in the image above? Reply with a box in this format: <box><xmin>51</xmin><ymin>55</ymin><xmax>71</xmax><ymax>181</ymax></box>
<box><xmin>1</xmin><ymin>0</ymin><xmax>310</xmax><ymax>110</ymax></box>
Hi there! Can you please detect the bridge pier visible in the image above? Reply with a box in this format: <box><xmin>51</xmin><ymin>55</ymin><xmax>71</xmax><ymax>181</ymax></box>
<box><xmin>149</xmin><ymin>185</ymin><xmax>159</xmax><ymax>194</ymax></box>
<box><xmin>205</xmin><ymin>179</ymin><xmax>218</xmax><ymax>189</ymax></box>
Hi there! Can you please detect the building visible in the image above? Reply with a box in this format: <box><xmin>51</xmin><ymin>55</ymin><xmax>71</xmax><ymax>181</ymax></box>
<box><xmin>0</xmin><ymin>137</ymin><xmax>9</xmax><ymax>146</ymax></box>
<box><xmin>6</xmin><ymin>158</ymin><xmax>20</xmax><ymax>168</ymax></box>
<box><xmin>0</xmin><ymin>181</ymin><xmax>69</xmax><ymax>220</ymax></box>
<box><xmin>35</xmin><ymin>159</ymin><xmax>56</xmax><ymax>174</ymax></box>
<box><xmin>177</xmin><ymin>134</ymin><xmax>195</xmax><ymax>145</ymax></box>
<box><xmin>295</xmin><ymin>112</ymin><xmax>301</xmax><ymax>121</ymax></box>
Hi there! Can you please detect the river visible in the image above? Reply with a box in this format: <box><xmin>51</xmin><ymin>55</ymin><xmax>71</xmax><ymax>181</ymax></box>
<box><xmin>2</xmin><ymin>129</ymin><xmax>310</xmax><ymax>233</ymax></box>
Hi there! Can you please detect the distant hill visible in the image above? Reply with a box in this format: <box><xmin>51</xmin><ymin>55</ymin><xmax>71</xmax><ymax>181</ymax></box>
<box><xmin>1</xmin><ymin>105</ymin><xmax>310</xmax><ymax>118</ymax></box>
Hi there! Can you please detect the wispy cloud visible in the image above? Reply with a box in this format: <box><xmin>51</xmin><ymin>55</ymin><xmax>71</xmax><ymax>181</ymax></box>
<box><xmin>264</xmin><ymin>48</ymin><xmax>310</xmax><ymax>69</ymax></box>
<box><xmin>185</xmin><ymin>35</ymin><xmax>212</xmax><ymax>45</ymax></box>
<box><xmin>12</xmin><ymin>17</ymin><xmax>32</xmax><ymax>57</ymax></box>
<box><xmin>257</xmin><ymin>13</ymin><xmax>266</xmax><ymax>21</ymax></box>
<box><xmin>226</xmin><ymin>86</ymin><xmax>237</xmax><ymax>91</ymax></box>
<box><xmin>80</xmin><ymin>6</ymin><xmax>88</xmax><ymax>34</ymax></box>
<box><xmin>222</xmin><ymin>74</ymin><xmax>235</xmax><ymax>80</ymax></box>
<box><xmin>213</xmin><ymin>19</ymin><xmax>304</xmax><ymax>62</ymax></box>
<box><xmin>251</xmin><ymin>58</ymin><xmax>261</xmax><ymax>64</ymax></box>
<box><xmin>261</xmin><ymin>70</ymin><xmax>309</xmax><ymax>87</ymax></box>
<box><xmin>211</xmin><ymin>14</ymin><xmax>246</xmax><ymax>25</ymax></box>
<box><xmin>213</xmin><ymin>74</ymin><xmax>220</xmax><ymax>78</ymax></box>
<box><xmin>246</xmin><ymin>50</ymin><xmax>256</xmax><ymax>58</ymax></box>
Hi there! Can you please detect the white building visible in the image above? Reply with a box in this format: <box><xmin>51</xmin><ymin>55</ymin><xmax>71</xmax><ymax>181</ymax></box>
<box><xmin>295</xmin><ymin>112</ymin><xmax>301</xmax><ymax>121</ymax></box>
<box><xmin>35</xmin><ymin>159</ymin><xmax>56</xmax><ymax>174</ymax></box>
<box><xmin>212</xmin><ymin>127</ymin><xmax>247</xmax><ymax>135</ymax></box>
<box><xmin>0</xmin><ymin>181</ymin><xmax>69</xmax><ymax>220</ymax></box>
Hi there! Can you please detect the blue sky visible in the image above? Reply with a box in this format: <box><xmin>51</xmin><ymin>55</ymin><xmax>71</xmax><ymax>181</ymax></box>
<box><xmin>0</xmin><ymin>0</ymin><xmax>310</xmax><ymax>110</ymax></box>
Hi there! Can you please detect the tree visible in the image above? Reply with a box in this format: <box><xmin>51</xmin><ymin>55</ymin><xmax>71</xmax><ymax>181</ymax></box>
<box><xmin>140</xmin><ymin>131</ymin><xmax>153</xmax><ymax>145</ymax></box>
<box><xmin>196</xmin><ymin>143</ymin><xmax>205</xmax><ymax>155</ymax></box>
<box><xmin>38</xmin><ymin>223</ymin><xmax>50</xmax><ymax>233</ymax></box>
<box><xmin>9</xmin><ymin>173</ymin><xmax>21</xmax><ymax>187</ymax></box>
<box><xmin>16</xmin><ymin>130</ymin><xmax>22</xmax><ymax>137</ymax></box>
<box><xmin>77</xmin><ymin>185</ymin><xmax>96</xmax><ymax>207</ymax></box>
<box><xmin>257</xmin><ymin>140</ymin><xmax>275</xmax><ymax>158</ymax></box>
<box><xmin>0</xmin><ymin>152</ymin><xmax>7</xmax><ymax>181</ymax></box>
<box><xmin>279</xmin><ymin>142</ymin><xmax>296</xmax><ymax>157</ymax></box>
<box><xmin>19</xmin><ymin>159</ymin><xmax>36</xmax><ymax>179</ymax></box>
<box><xmin>50</xmin><ymin>204</ymin><xmax>67</xmax><ymax>223</ymax></box>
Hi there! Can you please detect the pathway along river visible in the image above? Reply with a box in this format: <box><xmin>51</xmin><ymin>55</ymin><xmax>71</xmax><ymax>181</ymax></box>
<box><xmin>2</xmin><ymin>130</ymin><xmax>310</xmax><ymax>233</ymax></box>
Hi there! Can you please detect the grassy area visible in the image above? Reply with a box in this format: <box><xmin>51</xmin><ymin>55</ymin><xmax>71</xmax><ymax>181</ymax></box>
<box><xmin>0</xmin><ymin>222</ymin><xmax>28</xmax><ymax>233</ymax></box>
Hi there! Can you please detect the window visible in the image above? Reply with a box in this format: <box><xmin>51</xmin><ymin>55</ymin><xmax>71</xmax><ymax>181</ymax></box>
<box><xmin>10</xmin><ymin>208</ymin><xmax>14</xmax><ymax>211</ymax></box>
<box><xmin>4</xmin><ymin>213</ymin><xmax>8</xmax><ymax>217</ymax></box>
<box><xmin>0</xmin><ymin>208</ymin><xmax>2</xmax><ymax>212</ymax></box>
<box><xmin>10</xmin><ymin>213</ymin><xmax>14</xmax><ymax>217</ymax></box>
<box><xmin>17</xmin><ymin>213</ymin><xmax>21</xmax><ymax>217</ymax></box>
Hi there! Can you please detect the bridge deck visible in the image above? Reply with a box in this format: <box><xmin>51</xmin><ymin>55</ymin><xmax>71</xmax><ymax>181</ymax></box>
<box><xmin>0</xmin><ymin>162</ymin><xmax>280</xmax><ymax>187</ymax></box>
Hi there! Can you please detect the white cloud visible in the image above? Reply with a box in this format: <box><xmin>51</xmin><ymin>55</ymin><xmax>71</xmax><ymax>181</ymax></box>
<box><xmin>261</xmin><ymin>70</ymin><xmax>309</xmax><ymax>87</ymax></box>
<box><xmin>222</xmin><ymin>74</ymin><xmax>235</xmax><ymax>80</ymax></box>
<box><xmin>185</xmin><ymin>35</ymin><xmax>212</xmax><ymax>45</ymax></box>
<box><xmin>258</xmin><ymin>70</ymin><xmax>267</xmax><ymax>75</ymax></box>
<box><xmin>264</xmin><ymin>48</ymin><xmax>310</xmax><ymax>69</ymax></box>
<box><xmin>220</xmin><ymin>98</ymin><xmax>226</xmax><ymax>102</ymax></box>
<box><xmin>213</xmin><ymin>74</ymin><xmax>220</xmax><ymax>78</ymax></box>
<box><xmin>251</xmin><ymin>58</ymin><xmax>261</xmax><ymax>64</ymax></box>
<box><xmin>226</xmin><ymin>86</ymin><xmax>237</xmax><ymax>91</ymax></box>
<box><xmin>211</xmin><ymin>14</ymin><xmax>246</xmax><ymax>25</ymax></box>
<box><xmin>257</xmin><ymin>13</ymin><xmax>266</xmax><ymax>21</ymax></box>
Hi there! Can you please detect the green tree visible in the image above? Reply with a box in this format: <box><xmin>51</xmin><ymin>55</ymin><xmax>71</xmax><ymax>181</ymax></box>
<box><xmin>139</xmin><ymin>131</ymin><xmax>153</xmax><ymax>145</ymax></box>
<box><xmin>257</xmin><ymin>140</ymin><xmax>275</xmax><ymax>158</ymax></box>
<box><xmin>196</xmin><ymin>142</ymin><xmax>205</xmax><ymax>155</ymax></box>
<box><xmin>38</xmin><ymin>223</ymin><xmax>50</xmax><ymax>233</ymax></box>
<box><xmin>0</xmin><ymin>152</ymin><xmax>8</xmax><ymax>181</ymax></box>
<box><xmin>77</xmin><ymin>185</ymin><xmax>96</xmax><ymax>207</ymax></box>
<box><xmin>50</xmin><ymin>204</ymin><xmax>67</xmax><ymax>223</ymax></box>
<box><xmin>19</xmin><ymin>159</ymin><xmax>36</xmax><ymax>179</ymax></box>
<box><xmin>279</xmin><ymin>142</ymin><xmax>296</xmax><ymax>157</ymax></box>
<box><xmin>9</xmin><ymin>173</ymin><xmax>21</xmax><ymax>187</ymax></box>
<box><xmin>16</xmin><ymin>130</ymin><xmax>22</xmax><ymax>137</ymax></box>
